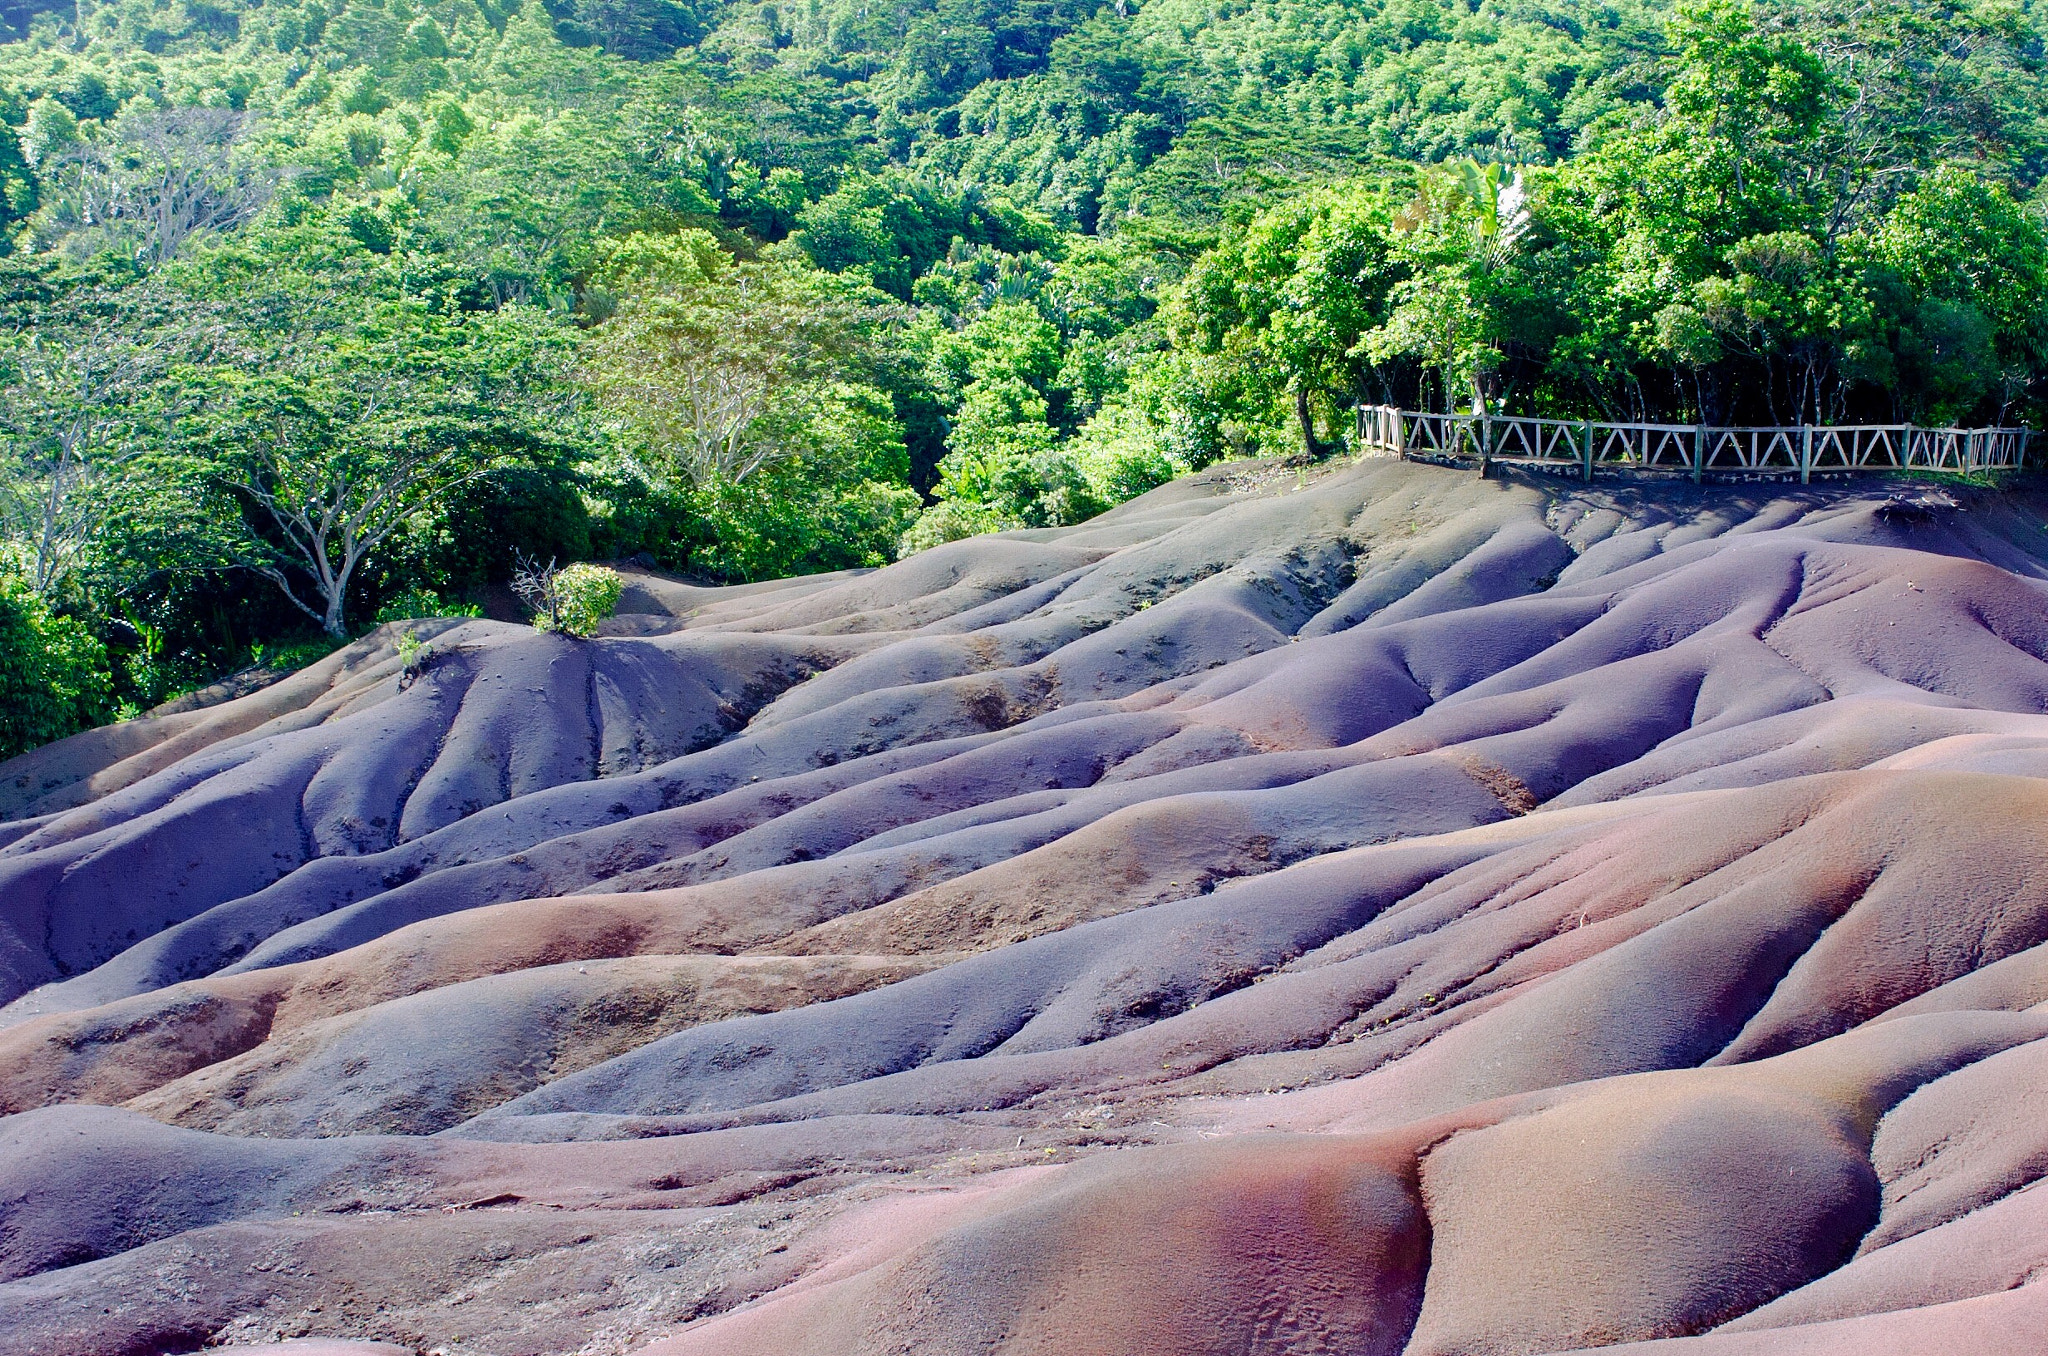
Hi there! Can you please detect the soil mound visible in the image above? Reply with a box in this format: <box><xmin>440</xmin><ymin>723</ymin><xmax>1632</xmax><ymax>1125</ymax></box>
<box><xmin>6</xmin><ymin>458</ymin><xmax>2048</xmax><ymax>1354</ymax></box>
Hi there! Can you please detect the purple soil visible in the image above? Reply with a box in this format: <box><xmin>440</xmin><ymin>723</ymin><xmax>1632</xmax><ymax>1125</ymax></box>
<box><xmin>4</xmin><ymin>458</ymin><xmax>2048</xmax><ymax>1354</ymax></box>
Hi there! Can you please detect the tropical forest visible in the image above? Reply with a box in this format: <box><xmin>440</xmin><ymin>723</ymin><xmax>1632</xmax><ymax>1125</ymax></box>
<box><xmin>2</xmin><ymin>0</ymin><xmax>2045</xmax><ymax>755</ymax></box>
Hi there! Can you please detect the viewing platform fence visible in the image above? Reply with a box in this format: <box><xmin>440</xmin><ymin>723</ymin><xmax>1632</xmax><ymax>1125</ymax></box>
<box><xmin>1354</xmin><ymin>405</ymin><xmax>2030</xmax><ymax>482</ymax></box>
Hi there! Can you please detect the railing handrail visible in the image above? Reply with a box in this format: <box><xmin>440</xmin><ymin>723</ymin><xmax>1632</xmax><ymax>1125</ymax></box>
<box><xmin>1358</xmin><ymin>408</ymin><xmax>2025</xmax><ymax>437</ymax></box>
<box><xmin>1352</xmin><ymin>406</ymin><xmax>2030</xmax><ymax>482</ymax></box>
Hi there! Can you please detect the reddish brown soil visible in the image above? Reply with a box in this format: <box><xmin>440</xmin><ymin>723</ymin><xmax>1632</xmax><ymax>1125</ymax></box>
<box><xmin>5</xmin><ymin>460</ymin><xmax>2048</xmax><ymax>1354</ymax></box>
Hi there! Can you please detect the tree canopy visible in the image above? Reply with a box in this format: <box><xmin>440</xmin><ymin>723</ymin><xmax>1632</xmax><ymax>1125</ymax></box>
<box><xmin>0</xmin><ymin>0</ymin><xmax>2043</xmax><ymax>751</ymax></box>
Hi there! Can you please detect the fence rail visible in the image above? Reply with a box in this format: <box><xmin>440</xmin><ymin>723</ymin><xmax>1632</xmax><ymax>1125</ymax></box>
<box><xmin>1354</xmin><ymin>406</ymin><xmax>2030</xmax><ymax>481</ymax></box>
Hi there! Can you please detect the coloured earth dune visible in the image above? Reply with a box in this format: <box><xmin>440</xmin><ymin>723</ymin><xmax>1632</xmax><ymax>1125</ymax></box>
<box><xmin>6</xmin><ymin>456</ymin><xmax>2048</xmax><ymax>1353</ymax></box>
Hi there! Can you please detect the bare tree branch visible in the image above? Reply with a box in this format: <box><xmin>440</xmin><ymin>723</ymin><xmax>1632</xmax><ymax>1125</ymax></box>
<box><xmin>32</xmin><ymin>108</ymin><xmax>271</xmax><ymax>267</ymax></box>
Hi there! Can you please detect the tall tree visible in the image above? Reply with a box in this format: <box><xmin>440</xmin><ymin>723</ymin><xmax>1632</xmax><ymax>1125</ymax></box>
<box><xmin>192</xmin><ymin>305</ymin><xmax>556</xmax><ymax>637</ymax></box>
<box><xmin>580</xmin><ymin>230</ymin><xmax>887</xmax><ymax>488</ymax></box>
<box><xmin>1175</xmin><ymin>180</ymin><xmax>1407</xmax><ymax>449</ymax></box>
<box><xmin>0</xmin><ymin>278</ymin><xmax>216</xmax><ymax>598</ymax></box>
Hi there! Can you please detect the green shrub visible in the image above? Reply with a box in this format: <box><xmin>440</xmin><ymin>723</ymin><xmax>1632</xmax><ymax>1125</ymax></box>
<box><xmin>0</xmin><ymin>579</ymin><xmax>115</xmax><ymax>759</ymax></box>
<box><xmin>553</xmin><ymin>563</ymin><xmax>624</xmax><ymax>636</ymax></box>
<box><xmin>116</xmin><ymin>602</ymin><xmax>209</xmax><ymax>711</ymax></box>
<box><xmin>121</xmin><ymin>651</ymin><xmax>210</xmax><ymax>712</ymax></box>
<box><xmin>898</xmin><ymin>499</ymin><xmax>1023</xmax><ymax>555</ymax></box>
<box><xmin>249</xmin><ymin>633</ymin><xmax>349</xmax><ymax>673</ymax></box>
<box><xmin>515</xmin><ymin>560</ymin><xmax>624</xmax><ymax>637</ymax></box>
<box><xmin>585</xmin><ymin>381</ymin><xmax>918</xmax><ymax>583</ymax></box>
<box><xmin>395</xmin><ymin>628</ymin><xmax>428</xmax><ymax>686</ymax></box>
<box><xmin>375</xmin><ymin>588</ymin><xmax>482</xmax><ymax>623</ymax></box>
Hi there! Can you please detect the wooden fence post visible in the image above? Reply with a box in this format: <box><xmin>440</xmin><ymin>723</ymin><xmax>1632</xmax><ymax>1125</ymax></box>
<box><xmin>1800</xmin><ymin>424</ymin><xmax>1813</xmax><ymax>485</ymax></box>
<box><xmin>1902</xmin><ymin>422</ymin><xmax>1914</xmax><ymax>471</ymax></box>
<box><xmin>1582</xmin><ymin>420</ymin><xmax>1594</xmax><ymax>483</ymax></box>
<box><xmin>1692</xmin><ymin>424</ymin><xmax>1704</xmax><ymax>485</ymax></box>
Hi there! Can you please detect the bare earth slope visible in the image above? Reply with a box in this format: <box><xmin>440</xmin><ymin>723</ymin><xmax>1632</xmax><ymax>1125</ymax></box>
<box><xmin>6</xmin><ymin>457</ymin><xmax>2048</xmax><ymax>1355</ymax></box>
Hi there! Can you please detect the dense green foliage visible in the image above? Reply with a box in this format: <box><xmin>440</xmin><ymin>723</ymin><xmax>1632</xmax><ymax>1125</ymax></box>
<box><xmin>0</xmin><ymin>575</ymin><xmax>112</xmax><ymax>757</ymax></box>
<box><xmin>0</xmin><ymin>0</ymin><xmax>2044</xmax><ymax>751</ymax></box>
<box><xmin>518</xmin><ymin>559</ymin><xmax>623</xmax><ymax>634</ymax></box>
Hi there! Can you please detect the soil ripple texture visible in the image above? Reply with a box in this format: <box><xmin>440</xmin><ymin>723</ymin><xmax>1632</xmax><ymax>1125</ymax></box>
<box><xmin>7</xmin><ymin>458</ymin><xmax>2048</xmax><ymax>1355</ymax></box>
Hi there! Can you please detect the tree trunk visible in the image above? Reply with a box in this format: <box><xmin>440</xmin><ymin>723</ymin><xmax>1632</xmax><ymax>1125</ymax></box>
<box><xmin>1295</xmin><ymin>387</ymin><xmax>1320</xmax><ymax>458</ymax></box>
<box><xmin>318</xmin><ymin>539</ymin><xmax>358</xmax><ymax>638</ymax></box>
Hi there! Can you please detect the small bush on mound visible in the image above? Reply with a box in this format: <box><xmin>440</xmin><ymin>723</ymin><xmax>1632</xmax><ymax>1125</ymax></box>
<box><xmin>394</xmin><ymin>629</ymin><xmax>429</xmax><ymax>688</ymax></box>
<box><xmin>545</xmin><ymin>564</ymin><xmax>625</xmax><ymax>636</ymax></box>
<box><xmin>513</xmin><ymin>559</ymin><xmax>624</xmax><ymax>637</ymax></box>
<box><xmin>0</xmin><ymin>579</ymin><xmax>115</xmax><ymax>759</ymax></box>
<box><xmin>375</xmin><ymin>588</ymin><xmax>483</xmax><ymax>623</ymax></box>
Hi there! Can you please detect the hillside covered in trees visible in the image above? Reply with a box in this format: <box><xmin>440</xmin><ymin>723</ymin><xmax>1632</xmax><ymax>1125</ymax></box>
<box><xmin>1</xmin><ymin>0</ymin><xmax>2046</xmax><ymax>753</ymax></box>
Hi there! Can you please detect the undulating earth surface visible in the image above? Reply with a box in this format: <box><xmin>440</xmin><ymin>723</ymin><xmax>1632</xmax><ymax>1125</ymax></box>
<box><xmin>8</xmin><ymin>456</ymin><xmax>2048</xmax><ymax>1355</ymax></box>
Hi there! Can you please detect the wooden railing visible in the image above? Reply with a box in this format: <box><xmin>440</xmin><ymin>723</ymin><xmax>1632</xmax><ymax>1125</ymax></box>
<box><xmin>1354</xmin><ymin>406</ymin><xmax>2030</xmax><ymax>481</ymax></box>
